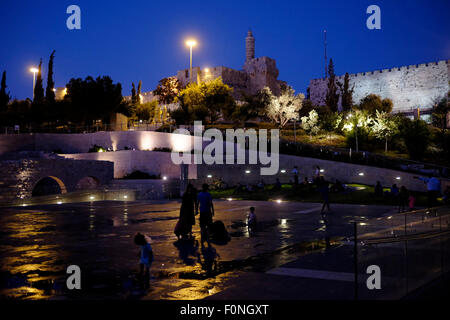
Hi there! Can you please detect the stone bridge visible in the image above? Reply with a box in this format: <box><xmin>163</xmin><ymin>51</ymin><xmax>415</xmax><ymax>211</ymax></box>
<box><xmin>0</xmin><ymin>153</ymin><xmax>114</xmax><ymax>204</ymax></box>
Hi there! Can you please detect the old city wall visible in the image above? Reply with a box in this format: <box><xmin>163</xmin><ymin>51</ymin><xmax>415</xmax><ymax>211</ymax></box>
<box><xmin>309</xmin><ymin>60</ymin><xmax>450</xmax><ymax>113</ymax></box>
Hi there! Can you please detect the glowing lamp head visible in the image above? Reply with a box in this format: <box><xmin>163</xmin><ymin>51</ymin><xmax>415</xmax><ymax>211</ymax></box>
<box><xmin>30</xmin><ymin>67</ymin><xmax>38</xmax><ymax>73</ymax></box>
<box><xmin>186</xmin><ymin>39</ymin><xmax>197</xmax><ymax>47</ymax></box>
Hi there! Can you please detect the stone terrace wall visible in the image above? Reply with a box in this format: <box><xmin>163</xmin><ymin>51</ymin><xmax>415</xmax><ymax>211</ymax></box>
<box><xmin>195</xmin><ymin>153</ymin><xmax>449</xmax><ymax>193</ymax></box>
<box><xmin>0</xmin><ymin>131</ymin><xmax>196</xmax><ymax>154</ymax></box>
<box><xmin>0</xmin><ymin>158</ymin><xmax>113</xmax><ymax>203</ymax></box>
<box><xmin>309</xmin><ymin>60</ymin><xmax>450</xmax><ymax>113</ymax></box>
<box><xmin>61</xmin><ymin>150</ymin><xmax>197</xmax><ymax>180</ymax></box>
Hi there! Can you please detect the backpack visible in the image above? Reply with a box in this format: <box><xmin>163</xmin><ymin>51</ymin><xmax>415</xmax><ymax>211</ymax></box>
<box><xmin>210</xmin><ymin>220</ymin><xmax>230</xmax><ymax>242</ymax></box>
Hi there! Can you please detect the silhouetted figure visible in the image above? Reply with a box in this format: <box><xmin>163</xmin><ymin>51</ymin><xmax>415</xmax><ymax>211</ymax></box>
<box><xmin>415</xmin><ymin>175</ymin><xmax>441</xmax><ymax>208</ymax></box>
<box><xmin>398</xmin><ymin>186</ymin><xmax>408</xmax><ymax>213</ymax></box>
<box><xmin>318</xmin><ymin>176</ymin><xmax>331</xmax><ymax>214</ymax></box>
<box><xmin>197</xmin><ymin>184</ymin><xmax>214</xmax><ymax>246</ymax></box>
<box><xmin>374</xmin><ymin>181</ymin><xmax>383</xmax><ymax>197</ymax></box>
<box><xmin>247</xmin><ymin>206</ymin><xmax>257</xmax><ymax>235</ymax></box>
<box><xmin>292</xmin><ymin>166</ymin><xmax>299</xmax><ymax>186</ymax></box>
<box><xmin>134</xmin><ymin>233</ymin><xmax>153</xmax><ymax>289</ymax></box>
<box><xmin>274</xmin><ymin>178</ymin><xmax>282</xmax><ymax>190</ymax></box>
<box><xmin>176</xmin><ymin>184</ymin><xmax>198</xmax><ymax>240</ymax></box>
<box><xmin>408</xmin><ymin>192</ymin><xmax>416</xmax><ymax>211</ymax></box>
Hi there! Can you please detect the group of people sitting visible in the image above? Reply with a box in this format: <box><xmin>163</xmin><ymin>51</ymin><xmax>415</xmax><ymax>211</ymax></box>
<box><xmin>374</xmin><ymin>181</ymin><xmax>416</xmax><ymax>212</ymax></box>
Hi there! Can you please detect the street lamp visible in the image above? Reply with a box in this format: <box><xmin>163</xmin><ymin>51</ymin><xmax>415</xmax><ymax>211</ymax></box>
<box><xmin>29</xmin><ymin>67</ymin><xmax>38</xmax><ymax>99</ymax></box>
<box><xmin>185</xmin><ymin>39</ymin><xmax>197</xmax><ymax>83</ymax></box>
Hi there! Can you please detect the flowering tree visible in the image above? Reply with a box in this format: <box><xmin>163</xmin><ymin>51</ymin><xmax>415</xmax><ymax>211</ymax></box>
<box><xmin>265</xmin><ymin>86</ymin><xmax>304</xmax><ymax>128</ymax></box>
<box><xmin>300</xmin><ymin>110</ymin><xmax>320</xmax><ymax>138</ymax></box>
<box><xmin>372</xmin><ymin>110</ymin><xmax>399</xmax><ymax>153</ymax></box>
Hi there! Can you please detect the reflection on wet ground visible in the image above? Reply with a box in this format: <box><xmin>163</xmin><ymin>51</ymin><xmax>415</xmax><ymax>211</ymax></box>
<box><xmin>0</xmin><ymin>200</ymin><xmax>396</xmax><ymax>300</ymax></box>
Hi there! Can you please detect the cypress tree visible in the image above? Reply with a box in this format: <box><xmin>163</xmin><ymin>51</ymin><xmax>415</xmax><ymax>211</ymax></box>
<box><xmin>34</xmin><ymin>59</ymin><xmax>45</xmax><ymax>102</ymax></box>
<box><xmin>131</xmin><ymin>82</ymin><xmax>137</xmax><ymax>105</ymax></box>
<box><xmin>325</xmin><ymin>58</ymin><xmax>339</xmax><ymax>112</ymax></box>
<box><xmin>339</xmin><ymin>72</ymin><xmax>354</xmax><ymax>112</ymax></box>
<box><xmin>0</xmin><ymin>70</ymin><xmax>10</xmax><ymax>112</ymax></box>
<box><xmin>137</xmin><ymin>80</ymin><xmax>142</xmax><ymax>105</ymax></box>
<box><xmin>46</xmin><ymin>50</ymin><xmax>56</xmax><ymax>103</ymax></box>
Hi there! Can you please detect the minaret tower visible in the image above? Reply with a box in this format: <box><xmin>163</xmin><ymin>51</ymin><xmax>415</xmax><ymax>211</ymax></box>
<box><xmin>245</xmin><ymin>29</ymin><xmax>255</xmax><ymax>62</ymax></box>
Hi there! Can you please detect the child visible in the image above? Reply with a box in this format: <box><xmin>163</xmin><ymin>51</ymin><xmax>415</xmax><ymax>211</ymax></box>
<box><xmin>134</xmin><ymin>233</ymin><xmax>153</xmax><ymax>288</ymax></box>
<box><xmin>408</xmin><ymin>193</ymin><xmax>416</xmax><ymax>211</ymax></box>
<box><xmin>247</xmin><ymin>207</ymin><xmax>257</xmax><ymax>234</ymax></box>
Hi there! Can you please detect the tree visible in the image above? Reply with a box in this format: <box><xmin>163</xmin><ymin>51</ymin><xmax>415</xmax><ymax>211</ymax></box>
<box><xmin>64</xmin><ymin>76</ymin><xmax>128</xmax><ymax>124</ymax></box>
<box><xmin>0</xmin><ymin>71</ymin><xmax>10</xmax><ymax>113</ymax></box>
<box><xmin>33</xmin><ymin>59</ymin><xmax>44</xmax><ymax>102</ymax></box>
<box><xmin>371</xmin><ymin>110</ymin><xmax>400</xmax><ymax>152</ymax></box>
<box><xmin>265</xmin><ymin>85</ymin><xmax>304</xmax><ymax>128</ymax></box>
<box><xmin>154</xmin><ymin>77</ymin><xmax>182</xmax><ymax>105</ymax></box>
<box><xmin>432</xmin><ymin>93</ymin><xmax>449</xmax><ymax>132</ymax></box>
<box><xmin>342</xmin><ymin>109</ymin><xmax>373</xmax><ymax>151</ymax></box>
<box><xmin>137</xmin><ymin>80</ymin><xmax>142</xmax><ymax>104</ymax></box>
<box><xmin>338</xmin><ymin>73</ymin><xmax>354</xmax><ymax>112</ymax></box>
<box><xmin>45</xmin><ymin>50</ymin><xmax>56</xmax><ymax>103</ymax></box>
<box><xmin>131</xmin><ymin>82</ymin><xmax>138</xmax><ymax>106</ymax></box>
<box><xmin>300</xmin><ymin>110</ymin><xmax>320</xmax><ymax>138</ymax></box>
<box><xmin>399</xmin><ymin>118</ymin><xmax>430</xmax><ymax>160</ymax></box>
<box><xmin>233</xmin><ymin>88</ymin><xmax>272</xmax><ymax>122</ymax></box>
<box><xmin>174</xmin><ymin>77</ymin><xmax>235</xmax><ymax>123</ymax></box>
<box><xmin>358</xmin><ymin>94</ymin><xmax>393</xmax><ymax>114</ymax></box>
<box><xmin>134</xmin><ymin>101</ymin><xmax>158</xmax><ymax>121</ymax></box>
<box><xmin>325</xmin><ymin>58</ymin><xmax>339</xmax><ymax>112</ymax></box>
<box><xmin>6</xmin><ymin>99</ymin><xmax>32</xmax><ymax>126</ymax></box>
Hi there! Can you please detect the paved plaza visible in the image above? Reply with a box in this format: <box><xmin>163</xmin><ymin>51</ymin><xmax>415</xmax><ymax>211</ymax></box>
<box><xmin>2</xmin><ymin>198</ymin><xmax>419</xmax><ymax>300</ymax></box>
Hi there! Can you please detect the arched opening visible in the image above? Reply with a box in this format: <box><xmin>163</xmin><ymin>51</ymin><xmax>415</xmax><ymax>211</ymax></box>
<box><xmin>76</xmin><ymin>176</ymin><xmax>100</xmax><ymax>190</ymax></box>
<box><xmin>32</xmin><ymin>176</ymin><xmax>67</xmax><ymax>197</ymax></box>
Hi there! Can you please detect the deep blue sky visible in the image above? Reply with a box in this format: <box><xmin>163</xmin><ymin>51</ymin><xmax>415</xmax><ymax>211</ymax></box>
<box><xmin>1</xmin><ymin>0</ymin><xmax>449</xmax><ymax>100</ymax></box>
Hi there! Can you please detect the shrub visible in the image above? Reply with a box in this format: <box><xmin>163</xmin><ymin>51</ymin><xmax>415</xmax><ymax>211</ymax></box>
<box><xmin>399</xmin><ymin>119</ymin><xmax>430</xmax><ymax>160</ymax></box>
<box><xmin>122</xmin><ymin>170</ymin><xmax>160</xmax><ymax>179</ymax></box>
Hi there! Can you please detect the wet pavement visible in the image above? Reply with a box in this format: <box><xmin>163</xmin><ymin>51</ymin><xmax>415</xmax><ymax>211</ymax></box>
<box><xmin>0</xmin><ymin>199</ymin><xmax>404</xmax><ymax>300</ymax></box>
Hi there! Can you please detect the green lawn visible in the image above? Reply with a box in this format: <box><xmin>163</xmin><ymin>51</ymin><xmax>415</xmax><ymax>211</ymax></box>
<box><xmin>210</xmin><ymin>183</ymin><xmax>432</xmax><ymax>207</ymax></box>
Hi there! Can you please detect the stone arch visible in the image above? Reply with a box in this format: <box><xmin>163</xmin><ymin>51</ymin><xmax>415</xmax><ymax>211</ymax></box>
<box><xmin>75</xmin><ymin>176</ymin><xmax>101</xmax><ymax>190</ymax></box>
<box><xmin>32</xmin><ymin>176</ymin><xmax>67</xmax><ymax>197</ymax></box>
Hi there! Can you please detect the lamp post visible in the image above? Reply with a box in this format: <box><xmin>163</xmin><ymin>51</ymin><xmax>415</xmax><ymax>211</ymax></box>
<box><xmin>29</xmin><ymin>67</ymin><xmax>38</xmax><ymax>99</ymax></box>
<box><xmin>185</xmin><ymin>39</ymin><xmax>197</xmax><ymax>84</ymax></box>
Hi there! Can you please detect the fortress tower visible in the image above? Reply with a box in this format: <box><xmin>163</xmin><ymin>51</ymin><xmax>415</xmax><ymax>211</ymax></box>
<box><xmin>174</xmin><ymin>30</ymin><xmax>285</xmax><ymax>99</ymax></box>
<box><xmin>245</xmin><ymin>30</ymin><xmax>255</xmax><ymax>62</ymax></box>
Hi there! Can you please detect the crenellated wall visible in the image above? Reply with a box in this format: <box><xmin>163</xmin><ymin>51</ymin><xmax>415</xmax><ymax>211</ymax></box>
<box><xmin>309</xmin><ymin>60</ymin><xmax>450</xmax><ymax>113</ymax></box>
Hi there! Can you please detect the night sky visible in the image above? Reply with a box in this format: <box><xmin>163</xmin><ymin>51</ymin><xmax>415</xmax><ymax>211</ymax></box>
<box><xmin>1</xmin><ymin>0</ymin><xmax>449</xmax><ymax>100</ymax></box>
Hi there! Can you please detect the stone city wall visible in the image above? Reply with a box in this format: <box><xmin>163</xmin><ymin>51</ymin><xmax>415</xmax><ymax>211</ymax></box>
<box><xmin>309</xmin><ymin>60</ymin><xmax>450</xmax><ymax>113</ymax></box>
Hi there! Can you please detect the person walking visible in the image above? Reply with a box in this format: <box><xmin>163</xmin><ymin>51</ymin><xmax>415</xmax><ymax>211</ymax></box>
<box><xmin>318</xmin><ymin>176</ymin><xmax>331</xmax><ymax>214</ymax></box>
<box><xmin>177</xmin><ymin>184</ymin><xmax>198</xmax><ymax>240</ymax></box>
<box><xmin>197</xmin><ymin>184</ymin><xmax>215</xmax><ymax>246</ymax></box>
<box><xmin>292</xmin><ymin>166</ymin><xmax>299</xmax><ymax>186</ymax></box>
<box><xmin>398</xmin><ymin>186</ymin><xmax>408</xmax><ymax>213</ymax></box>
<box><xmin>414</xmin><ymin>175</ymin><xmax>441</xmax><ymax>208</ymax></box>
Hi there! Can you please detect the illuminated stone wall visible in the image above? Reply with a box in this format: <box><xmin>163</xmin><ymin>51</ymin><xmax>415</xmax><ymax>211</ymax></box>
<box><xmin>309</xmin><ymin>60</ymin><xmax>450</xmax><ymax>114</ymax></box>
<box><xmin>0</xmin><ymin>157</ymin><xmax>113</xmax><ymax>204</ymax></box>
<box><xmin>0</xmin><ymin>131</ymin><xmax>198</xmax><ymax>154</ymax></box>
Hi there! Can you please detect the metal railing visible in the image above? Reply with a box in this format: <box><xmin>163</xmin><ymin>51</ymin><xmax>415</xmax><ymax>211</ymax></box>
<box><xmin>353</xmin><ymin>206</ymin><xmax>450</xmax><ymax>299</ymax></box>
